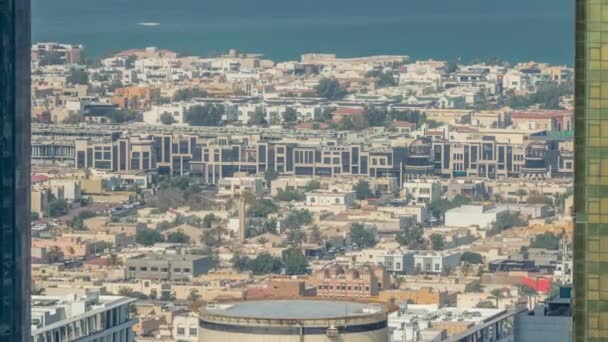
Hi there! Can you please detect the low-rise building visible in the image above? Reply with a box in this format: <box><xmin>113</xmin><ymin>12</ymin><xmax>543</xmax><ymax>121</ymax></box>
<box><xmin>172</xmin><ymin>311</ymin><xmax>200</xmax><ymax>342</ymax></box>
<box><xmin>305</xmin><ymin>189</ymin><xmax>356</xmax><ymax>210</ymax></box>
<box><xmin>445</xmin><ymin>204</ymin><xmax>510</xmax><ymax>230</ymax></box>
<box><xmin>403</xmin><ymin>179</ymin><xmax>441</xmax><ymax>205</ymax></box>
<box><xmin>217</xmin><ymin>176</ymin><xmax>263</xmax><ymax>197</ymax></box>
<box><xmin>412</xmin><ymin>251</ymin><xmax>462</xmax><ymax>274</ymax></box>
<box><xmin>126</xmin><ymin>254</ymin><xmax>213</xmax><ymax>281</ymax></box>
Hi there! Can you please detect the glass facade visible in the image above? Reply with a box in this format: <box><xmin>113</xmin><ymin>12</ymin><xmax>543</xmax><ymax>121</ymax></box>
<box><xmin>0</xmin><ymin>0</ymin><xmax>31</xmax><ymax>341</ymax></box>
<box><xmin>575</xmin><ymin>0</ymin><xmax>608</xmax><ymax>340</ymax></box>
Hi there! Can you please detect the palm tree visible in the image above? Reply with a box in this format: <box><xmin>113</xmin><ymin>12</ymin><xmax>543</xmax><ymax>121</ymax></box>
<box><xmin>47</xmin><ymin>246</ymin><xmax>62</xmax><ymax>263</ymax></box>
<box><xmin>393</xmin><ymin>275</ymin><xmax>405</xmax><ymax>289</ymax></box>
<box><xmin>118</xmin><ymin>287</ymin><xmax>135</xmax><ymax>297</ymax></box>
<box><xmin>462</xmin><ymin>262</ymin><xmax>473</xmax><ymax>276</ymax></box>
<box><xmin>109</xmin><ymin>254</ymin><xmax>123</xmax><ymax>267</ymax></box>
<box><xmin>493</xmin><ymin>193</ymin><xmax>503</xmax><ymax>203</ymax></box>
<box><xmin>241</xmin><ymin>190</ymin><xmax>256</xmax><ymax>205</ymax></box>
<box><xmin>309</xmin><ymin>225</ymin><xmax>322</xmax><ymax>244</ymax></box>
<box><xmin>516</xmin><ymin>189</ymin><xmax>528</xmax><ymax>203</ymax></box>
<box><xmin>187</xmin><ymin>289</ymin><xmax>201</xmax><ymax>302</ymax></box>
<box><xmin>490</xmin><ymin>288</ymin><xmax>504</xmax><ymax>308</ymax></box>
<box><xmin>32</xmin><ymin>284</ymin><xmax>45</xmax><ymax>295</ymax></box>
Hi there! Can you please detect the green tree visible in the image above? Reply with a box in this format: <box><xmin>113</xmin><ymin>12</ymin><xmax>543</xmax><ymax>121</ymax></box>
<box><xmin>48</xmin><ymin>198</ymin><xmax>68</xmax><ymax>217</ymax></box>
<box><xmin>490</xmin><ymin>288</ymin><xmax>504</xmax><ymax>307</ymax></box>
<box><xmin>263</xmin><ymin>168</ymin><xmax>278</xmax><ymax>187</ymax></box>
<box><xmin>118</xmin><ymin>287</ymin><xmax>134</xmax><ymax>297</ymax></box>
<box><xmin>284</xmin><ymin>247</ymin><xmax>308</xmax><ymax>275</ymax></box>
<box><xmin>282</xmin><ymin>107</ymin><xmax>298</xmax><ymax>123</ymax></box>
<box><xmin>67</xmin><ymin>68</ymin><xmax>89</xmax><ymax>85</ymax></box>
<box><xmin>396</xmin><ymin>224</ymin><xmax>425</xmax><ymax>248</ymax></box>
<box><xmin>366</xmin><ymin>70</ymin><xmax>397</xmax><ymax>87</ymax></box>
<box><xmin>476</xmin><ymin>300</ymin><xmax>497</xmax><ymax>309</ymax></box>
<box><xmin>187</xmin><ymin>289</ymin><xmax>201</xmax><ymax>301</ymax></box>
<box><xmin>461</xmin><ymin>252</ymin><xmax>484</xmax><ymax>264</ymax></box>
<box><xmin>430</xmin><ymin>234</ymin><xmax>445</xmax><ymax>251</ymax></box>
<box><xmin>166</xmin><ymin>230</ymin><xmax>190</xmax><ymax>244</ymax></box>
<box><xmin>315</xmin><ymin>77</ymin><xmax>347</xmax><ymax>100</ymax></box>
<box><xmin>185</xmin><ymin>104</ymin><xmax>224</xmax><ymax>126</ymax></box>
<box><xmin>275</xmin><ymin>189</ymin><xmax>306</xmax><ymax>202</ymax></box>
<box><xmin>160</xmin><ymin>112</ymin><xmax>175</xmax><ymax>125</ymax></box>
<box><xmin>231</xmin><ymin>252</ymin><xmax>251</xmax><ymax>272</ymax></box>
<box><xmin>249</xmin><ymin>253</ymin><xmax>283</xmax><ymax>275</ymax></box>
<box><xmin>465</xmin><ymin>280</ymin><xmax>485</xmax><ymax>293</ymax></box>
<box><xmin>173</xmin><ymin>88</ymin><xmax>208</xmax><ymax>101</ymax></box>
<box><xmin>203</xmin><ymin>214</ymin><xmax>217</xmax><ymax>228</ymax></box>
<box><xmin>504</xmin><ymin>83</ymin><xmax>573</xmax><ymax>110</ymax></box>
<box><xmin>353</xmin><ymin>180</ymin><xmax>374</xmax><ymax>200</ymax></box>
<box><xmin>429</xmin><ymin>195</ymin><xmax>472</xmax><ymax>218</ymax></box>
<box><xmin>283</xmin><ymin>209</ymin><xmax>313</xmax><ymax>230</ymax></box>
<box><xmin>309</xmin><ymin>225</ymin><xmax>322</xmax><ymax>244</ymax></box>
<box><xmin>248</xmin><ymin>109</ymin><xmax>267</xmax><ymax>125</ymax></box>
<box><xmin>493</xmin><ymin>212</ymin><xmax>526</xmax><ymax>230</ymax></box>
<box><xmin>303</xmin><ymin>180</ymin><xmax>321</xmax><ymax>192</ymax></box>
<box><xmin>530</xmin><ymin>232</ymin><xmax>561</xmax><ymax>250</ymax></box>
<box><xmin>136</xmin><ymin>228</ymin><xmax>165</xmax><ymax>246</ymax></box>
<box><xmin>518</xmin><ymin>284</ymin><xmax>538</xmax><ymax>296</ymax></box>
<box><xmin>247</xmin><ymin>199</ymin><xmax>278</xmax><ymax>218</ymax></box>
<box><xmin>365</xmin><ymin>106</ymin><xmax>389</xmax><ymax>126</ymax></box>
<box><xmin>349</xmin><ymin>223</ymin><xmax>376</xmax><ymax>248</ymax></box>
<box><xmin>108</xmin><ymin>109</ymin><xmax>139</xmax><ymax>123</ymax></box>
<box><xmin>63</xmin><ymin>113</ymin><xmax>84</xmax><ymax>124</ymax></box>
<box><xmin>287</xmin><ymin>229</ymin><xmax>306</xmax><ymax>247</ymax></box>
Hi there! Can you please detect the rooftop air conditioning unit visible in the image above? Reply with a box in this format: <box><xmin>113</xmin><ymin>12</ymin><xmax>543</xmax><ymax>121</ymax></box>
<box><xmin>326</xmin><ymin>326</ymin><xmax>339</xmax><ymax>338</ymax></box>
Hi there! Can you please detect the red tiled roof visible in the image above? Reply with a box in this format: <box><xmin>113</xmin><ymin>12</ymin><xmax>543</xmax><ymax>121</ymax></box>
<box><xmin>294</xmin><ymin>122</ymin><xmax>329</xmax><ymax>130</ymax></box>
<box><xmin>333</xmin><ymin>107</ymin><xmax>365</xmax><ymax>116</ymax></box>
<box><xmin>392</xmin><ymin>120</ymin><xmax>416</xmax><ymax>128</ymax></box>
<box><xmin>32</xmin><ymin>175</ymin><xmax>49</xmax><ymax>183</ymax></box>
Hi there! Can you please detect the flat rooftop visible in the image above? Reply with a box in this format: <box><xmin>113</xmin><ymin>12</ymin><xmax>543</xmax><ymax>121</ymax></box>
<box><xmin>205</xmin><ymin>300</ymin><xmax>384</xmax><ymax>319</ymax></box>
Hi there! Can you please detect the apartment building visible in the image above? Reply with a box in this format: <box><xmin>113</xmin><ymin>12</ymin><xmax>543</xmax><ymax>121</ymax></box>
<box><xmin>314</xmin><ymin>265</ymin><xmax>390</xmax><ymax>298</ymax></box>
<box><xmin>31</xmin><ymin>293</ymin><xmax>136</xmax><ymax>342</ymax></box>
<box><xmin>32</xmin><ymin>124</ymin><xmax>572</xmax><ymax>181</ymax></box>
<box><xmin>32</xmin><ymin>42</ymin><xmax>84</xmax><ymax>65</ymax></box>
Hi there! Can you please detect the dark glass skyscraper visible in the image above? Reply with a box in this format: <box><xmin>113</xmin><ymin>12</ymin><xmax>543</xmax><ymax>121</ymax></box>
<box><xmin>0</xmin><ymin>0</ymin><xmax>31</xmax><ymax>341</ymax></box>
<box><xmin>574</xmin><ymin>0</ymin><xmax>608</xmax><ymax>340</ymax></box>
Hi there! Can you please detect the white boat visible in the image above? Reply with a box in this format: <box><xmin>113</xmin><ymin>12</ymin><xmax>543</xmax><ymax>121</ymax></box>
<box><xmin>137</xmin><ymin>22</ymin><xmax>160</xmax><ymax>26</ymax></box>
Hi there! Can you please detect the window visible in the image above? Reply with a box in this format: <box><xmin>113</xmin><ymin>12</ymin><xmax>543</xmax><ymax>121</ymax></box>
<box><xmin>396</xmin><ymin>262</ymin><xmax>401</xmax><ymax>269</ymax></box>
<box><xmin>151</xmin><ymin>267</ymin><xmax>158</xmax><ymax>272</ymax></box>
<box><xmin>144</xmin><ymin>281</ymin><xmax>150</xmax><ymax>288</ymax></box>
<box><xmin>425</xmin><ymin>264</ymin><xmax>431</xmax><ymax>271</ymax></box>
<box><xmin>161</xmin><ymin>268</ymin><xmax>168</xmax><ymax>272</ymax></box>
<box><xmin>183</xmin><ymin>268</ymin><xmax>191</xmax><ymax>273</ymax></box>
<box><xmin>435</xmin><ymin>264</ymin><xmax>440</xmax><ymax>271</ymax></box>
<box><xmin>140</xmin><ymin>267</ymin><xmax>147</xmax><ymax>271</ymax></box>
<box><xmin>128</xmin><ymin>267</ymin><xmax>136</xmax><ymax>271</ymax></box>
<box><xmin>174</xmin><ymin>268</ymin><xmax>181</xmax><ymax>272</ymax></box>
<box><xmin>189</xmin><ymin>328</ymin><xmax>198</xmax><ymax>336</ymax></box>
<box><xmin>177</xmin><ymin>327</ymin><xmax>185</xmax><ymax>336</ymax></box>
